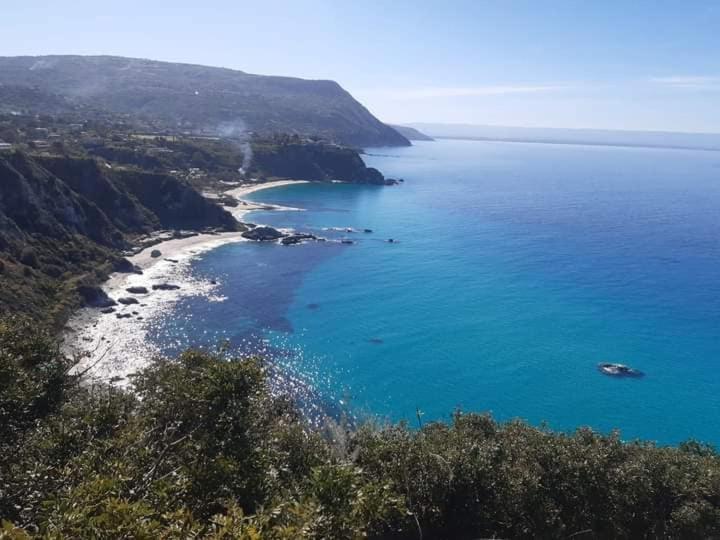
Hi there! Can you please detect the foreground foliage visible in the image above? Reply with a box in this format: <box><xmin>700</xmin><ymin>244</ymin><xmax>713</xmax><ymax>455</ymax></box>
<box><xmin>1</xmin><ymin>318</ymin><xmax>719</xmax><ymax>538</ymax></box>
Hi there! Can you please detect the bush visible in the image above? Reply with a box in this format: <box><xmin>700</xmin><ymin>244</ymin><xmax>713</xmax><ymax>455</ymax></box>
<box><xmin>18</xmin><ymin>247</ymin><xmax>38</xmax><ymax>268</ymax></box>
<box><xmin>1</xmin><ymin>319</ymin><xmax>719</xmax><ymax>538</ymax></box>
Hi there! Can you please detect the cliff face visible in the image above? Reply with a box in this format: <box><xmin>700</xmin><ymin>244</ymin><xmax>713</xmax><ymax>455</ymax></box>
<box><xmin>251</xmin><ymin>139</ymin><xmax>387</xmax><ymax>184</ymax></box>
<box><xmin>37</xmin><ymin>156</ymin><xmax>159</xmax><ymax>235</ymax></box>
<box><xmin>0</xmin><ymin>153</ymin><xmax>123</xmax><ymax>248</ymax></box>
<box><xmin>0</xmin><ymin>152</ymin><xmax>238</xmax><ymax>325</ymax></box>
<box><xmin>113</xmin><ymin>169</ymin><xmax>238</xmax><ymax>230</ymax></box>
<box><xmin>0</xmin><ymin>55</ymin><xmax>410</xmax><ymax>148</ymax></box>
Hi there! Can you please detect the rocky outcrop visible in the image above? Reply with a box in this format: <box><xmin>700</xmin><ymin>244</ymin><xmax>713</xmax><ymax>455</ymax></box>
<box><xmin>251</xmin><ymin>139</ymin><xmax>394</xmax><ymax>185</ymax></box>
<box><xmin>281</xmin><ymin>233</ymin><xmax>317</xmax><ymax>245</ymax></box>
<box><xmin>77</xmin><ymin>285</ymin><xmax>116</xmax><ymax>308</ymax></box>
<box><xmin>241</xmin><ymin>226</ymin><xmax>286</xmax><ymax>242</ymax></box>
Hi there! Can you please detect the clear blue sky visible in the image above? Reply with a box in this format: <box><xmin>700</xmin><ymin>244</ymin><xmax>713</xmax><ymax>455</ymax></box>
<box><xmin>2</xmin><ymin>1</ymin><xmax>719</xmax><ymax>132</ymax></box>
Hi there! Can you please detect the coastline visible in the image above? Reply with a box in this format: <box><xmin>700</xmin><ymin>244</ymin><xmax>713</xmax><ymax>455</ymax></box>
<box><xmin>225</xmin><ymin>180</ymin><xmax>310</xmax><ymax>220</ymax></box>
<box><xmin>64</xmin><ymin>179</ymin><xmax>310</xmax><ymax>383</ymax></box>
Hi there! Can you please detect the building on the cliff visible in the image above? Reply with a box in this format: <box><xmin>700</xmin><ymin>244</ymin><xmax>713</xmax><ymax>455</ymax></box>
<box><xmin>0</xmin><ymin>141</ymin><xmax>13</xmax><ymax>152</ymax></box>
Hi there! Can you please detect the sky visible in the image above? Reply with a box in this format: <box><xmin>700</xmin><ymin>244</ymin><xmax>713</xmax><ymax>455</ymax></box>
<box><xmin>2</xmin><ymin>0</ymin><xmax>719</xmax><ymax>133</ymax></box>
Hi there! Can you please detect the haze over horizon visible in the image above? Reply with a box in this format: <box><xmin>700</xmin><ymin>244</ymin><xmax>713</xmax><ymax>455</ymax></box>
<box><xmin>3</xmin><ymin>0</ymin><xmax>720</xmax><ymax>134</ymax></box>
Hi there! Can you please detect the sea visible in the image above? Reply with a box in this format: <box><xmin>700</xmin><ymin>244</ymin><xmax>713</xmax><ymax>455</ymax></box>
<box><xmin>145</xmin><ymin>139</ymin><xmax>720</xmax><ymax>446</ymax></box>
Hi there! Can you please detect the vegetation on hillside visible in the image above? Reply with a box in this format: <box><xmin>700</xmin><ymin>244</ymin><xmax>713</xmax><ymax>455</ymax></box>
<box><xmin>1</xmin><ymin>317</ymin><xmax>719</xmax><ymax>539</ymax></box>
<box><xmin>0</xmin><ymin>55</ymin><xmax>410</xmax><ymax>148</ymax></box>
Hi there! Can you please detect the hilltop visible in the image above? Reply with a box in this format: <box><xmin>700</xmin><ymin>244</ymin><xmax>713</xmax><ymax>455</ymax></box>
<box><xmin>0</xmin><ymin>55</ymin><xmax>410</xmax><ymax>148</ymax></box>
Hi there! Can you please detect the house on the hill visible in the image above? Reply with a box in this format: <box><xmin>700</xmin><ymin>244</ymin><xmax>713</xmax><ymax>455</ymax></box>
<box><xmin>0</xmin><ymin>141</ymin><xmax>13</xmax><ymax>152</ymax></box>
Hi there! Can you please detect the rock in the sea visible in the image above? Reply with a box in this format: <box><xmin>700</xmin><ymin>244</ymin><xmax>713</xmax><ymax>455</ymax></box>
<box><xmin>281</xmin><ymin>233</ymin><xmax>317</xmax><ymax>245</ymax></box>
<box><xmin>116</xmin><ymin>313</ymin><xmax>132</xmax><ymax>319</ymax></box>
<box><xmin>77</xmin><ymin>285</ymin><xmax>117</xmax><ymax>308</ymax></box>
<box><xmin>341</xmin><ymin>239</ymin><xmax>354</xmax><ymax>245</ymax></box>
<box><xmin>117</xmin><ymin>297</ymin><xmax>140</xmax><ymax>305</ymax></box>
<box><xmin>100</xmin><ymin>307</ymin><xmax>116</xmax><ymax>314</ymax></box>
<box><xmin>152</xmin><ymin>283</ymin><xmax>181</xmax><ymax>291</ymax></box>
<box><xmin>241</xmin><ymin>226</ymin><xmax>285</xmax><ymax>241</ymax></box>
<box><xmin>150</xmin><ymin>249</ymin><xmax>162</xmax><ymax>258</ymax></box>
<box><xmin>126</xmin><ymin>286</ymin><xmax>149</xmax><ymax>294</ymax></box>
<box><xmin>165</xmin><ymin>258</ymin><xmax>179</xmax><ymax>263</ymax></box>
<box><xmin>363</xmin><ymin>228</ymin><xmax>373</xmax><ymax>233</ymax></box>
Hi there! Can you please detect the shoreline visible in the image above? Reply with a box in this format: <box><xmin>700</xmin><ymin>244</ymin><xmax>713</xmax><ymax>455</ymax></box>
<box><xmin>224</xmin><ymin>180</ymin><xmax>310</xmax><ymax>220</ymax></box>
<box><xmin>64</xmin><ymin>179</ymin><xmax>311</xmax><ymax>383</ymax></box>
<box><xmin>129</xmin><ymin>180</ymin><xmax>311</xmax><ymax>276</ymax></box>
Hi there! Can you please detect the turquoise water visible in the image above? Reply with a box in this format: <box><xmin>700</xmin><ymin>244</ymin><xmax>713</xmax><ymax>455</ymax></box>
<box><xmin>151</xmin><ymin>139</ymin><xmax>720</xmax><ymax>445</ymax></box>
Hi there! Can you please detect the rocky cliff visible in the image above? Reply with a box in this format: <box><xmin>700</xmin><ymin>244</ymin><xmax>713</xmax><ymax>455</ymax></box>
<box><xmin>251</xmin><ymin>138</ymin><xmax>389</xmax><ymax>184</ymax></box>
<box><xmin>0</xmin><ymin>152</ymin><xmax>238</xmax><ymax>325</ymax></box>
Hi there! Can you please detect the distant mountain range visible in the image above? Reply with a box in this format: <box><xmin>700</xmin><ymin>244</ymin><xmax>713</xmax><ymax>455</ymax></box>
<box><xmin>0</xmin><ymin>55</ymin><xmax>409</xmax><ymax>148</ymax></box>
<box><xmin>409</xmin><ymin>123</ymin><xmax>720</xmax><ymax>152</ymax></box>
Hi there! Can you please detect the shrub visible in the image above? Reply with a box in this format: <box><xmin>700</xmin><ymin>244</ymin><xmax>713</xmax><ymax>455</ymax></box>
<box><xmin>1</xmin><ymin>319</ymin><xmax>719</xmax><ymax>538</ymax></box>
<box><xmin>18</xmin><ymin>247</ymin><xmax>38</xmax><ymax>268</ymax></box>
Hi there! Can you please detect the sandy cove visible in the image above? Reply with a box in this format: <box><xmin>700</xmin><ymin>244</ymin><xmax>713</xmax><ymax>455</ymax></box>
<box><xmin>224</xmin><ymin>180</ymin><xmax>309</xmax><ymax>220</ymax></box>
<box><xmin>64</xmin><ymin>180</ymin><xmax>309</xmax><ymax>383</ymax></box>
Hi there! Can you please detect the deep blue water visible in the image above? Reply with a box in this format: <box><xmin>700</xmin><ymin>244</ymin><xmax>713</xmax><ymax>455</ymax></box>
<box><xmin>150</xmin><ymin>139</ymin><xmax>720</xmax><ymax>445</ymax></box>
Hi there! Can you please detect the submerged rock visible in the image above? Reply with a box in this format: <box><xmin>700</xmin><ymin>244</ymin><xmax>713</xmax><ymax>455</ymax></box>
<box><xmin>117</xmin><ymin>297</ymin><xmax>140</xmax><ymax>305</ymax></box>
<box><xmin>150</xmin><ymin>249</ymin><xmax>162</xmax><ymax>258</ymax></box>
<box><xmin>100</xmin><ymin>307</ymin><xmax>116</xmax><ymax>314</ymax></box>
<box><xmin>598</xmin><ymin>363</ymin><xmax>644</xmax><ymax>378</ymax></box>
<box><xmin>115</xmin><ymin>313</ymin><xmax>132</xmax><ymax>319</ymax></box>
<box><xmin>242</xmin><ymin>226</ymin><xmax>285</xmax><ymax>241</ymax></box>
